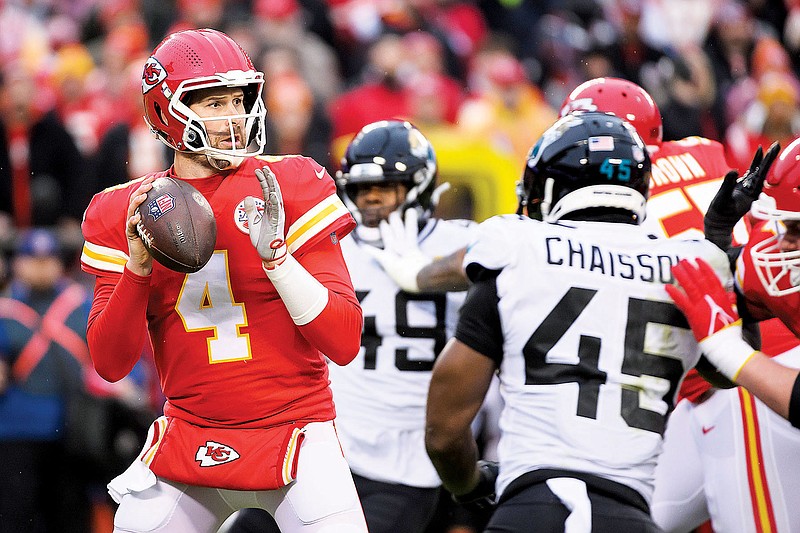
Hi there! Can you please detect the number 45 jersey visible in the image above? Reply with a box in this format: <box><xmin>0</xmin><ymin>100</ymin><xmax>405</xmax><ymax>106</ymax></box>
<box><xmin>330</xmin><ymin>218</ymin><xmax>475</xmax><ymax>488</ymax></box>
<box><xmin>460</xmin><ymin>215</ymin><xmax>731</xmax><ymax>503</ymax></box>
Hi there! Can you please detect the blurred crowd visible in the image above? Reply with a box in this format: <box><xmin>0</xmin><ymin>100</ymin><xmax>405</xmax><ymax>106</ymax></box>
<box><xmin>2</xmin><ymin>0</ymin><xmax>800</xmax><ymax>259</ymax></box>
<box><xmin>2</xmin><ymin>0</ymin><xmax>800</xmax><ymax>530</ymax></box>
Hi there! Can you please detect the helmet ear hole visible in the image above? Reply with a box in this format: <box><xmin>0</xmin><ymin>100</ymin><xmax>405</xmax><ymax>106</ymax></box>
<box><xmin>154</xmin><ymin>102</ymin><xmax>168</xmax><ymax>126</ymax></box>
<box><xmin>184</xmin><ymin>120</ymin><xmax>205</xmax><ymax>149</ymax></box>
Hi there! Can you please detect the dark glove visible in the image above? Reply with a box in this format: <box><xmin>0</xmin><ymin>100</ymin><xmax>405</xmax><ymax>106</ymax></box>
<box><xmin>704</xmin><ymin>142</ymin><xmax>780</xmax><ymax>251</ymax></box>
<box><xmin>452</xmin><ymin>460</ymin><xmax>499</xmax><ymax>511</ymax></box>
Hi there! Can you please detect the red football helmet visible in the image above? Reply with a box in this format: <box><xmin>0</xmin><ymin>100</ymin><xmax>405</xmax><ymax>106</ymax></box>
<box><xmin>750</xmin><ymin>137</ymin><xmax>800</xmax><ymax>296</ymax></box>
<box><xmin>560</xmin><ymin>77</ymin><xmax>663</xmax><ymax>150</ymax></box>
<box><xmin>142</xmin><ymin>28</ymin><xmax>266</xmax><ymax>164</ymax></box>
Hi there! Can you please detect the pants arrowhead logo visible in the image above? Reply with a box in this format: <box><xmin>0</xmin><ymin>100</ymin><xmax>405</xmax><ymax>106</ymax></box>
<box><xmin>195</xmin><ymin>441</ymin><xmax>240</xmax><ymax>467</ymax></box>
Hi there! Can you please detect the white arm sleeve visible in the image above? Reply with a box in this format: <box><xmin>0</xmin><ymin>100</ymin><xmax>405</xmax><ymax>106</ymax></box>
<box><xmin>265</xmin><ymin>254</ymin><xmax>329</xmax><ymax>326</ymax></box>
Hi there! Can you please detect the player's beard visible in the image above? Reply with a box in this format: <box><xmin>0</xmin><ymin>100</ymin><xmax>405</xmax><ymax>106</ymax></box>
<box><xmin>206</xmin><ymin>126</ymin><xmax>246</xmax><ymax>170</ymax></box>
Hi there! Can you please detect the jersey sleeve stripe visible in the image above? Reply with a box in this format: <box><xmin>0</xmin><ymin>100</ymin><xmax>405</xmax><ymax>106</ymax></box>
<box><xmin>285</xmin><ymin>194</ymin><xmax>351</xmax><ymax>254</ymax></box>
<box><xmin>81</xmin><ymin>241</ymin><xmax>129</xmax><ymax>273</ymax></box>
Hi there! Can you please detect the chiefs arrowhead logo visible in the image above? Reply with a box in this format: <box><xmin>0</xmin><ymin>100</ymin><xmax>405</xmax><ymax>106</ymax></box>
<box><xmin>142</xmin><ymin>57</ymin><xmax>167</xmax><ymax>94</ymax></box>
<box><xmin>234</xmin><ymin>197</ymin><xmax>265</xmax><ymax>234</ymax></box>
<box><xmin>195</xmin><ymin>441</ymin><xmax>240</xmax><ymax>467</ymax></box>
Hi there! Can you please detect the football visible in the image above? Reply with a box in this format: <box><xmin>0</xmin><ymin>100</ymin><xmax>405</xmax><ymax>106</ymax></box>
<box><xmin>136</xmin><ymin>177</ymin><xmax>216</xmax><ymax>273</ymax></box>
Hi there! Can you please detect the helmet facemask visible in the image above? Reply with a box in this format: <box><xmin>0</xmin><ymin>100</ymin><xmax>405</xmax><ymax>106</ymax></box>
<box><xmin>162</xmin><ymin>71</ymin><xmax>266</xmax><ymax>168</ymax></box>
<box><xmin>750</xmin><ymin>193</ymin><xmax>800</xmax><ymax>296</ymax></box>
<box><xmin>750</xmin><ymin>229</ymin><xmax>800</xmax><ymax>296</ymax></box>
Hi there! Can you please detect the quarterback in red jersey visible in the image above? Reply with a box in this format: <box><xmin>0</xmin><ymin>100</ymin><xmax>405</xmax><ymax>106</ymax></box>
<box><xmin>80</xmin><ymin>29</ymin><xmax>367</xmax><ymax>533</ymax></box>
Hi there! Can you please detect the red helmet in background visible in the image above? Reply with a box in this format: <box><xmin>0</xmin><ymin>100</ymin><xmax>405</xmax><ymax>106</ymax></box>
<box><xmin>749</xmin><ymin>137</ymin><xmax>800</xmax><ymax>296</ymax></box>
<box><xmin>560</xmin><ymin>77</ymin><xmax>663</xmax><ymax>150</ymax></box>
<box><xmin>142</xmin><ymin>28</ymin><xmax>266</xmax><ymax>164</ymax></box>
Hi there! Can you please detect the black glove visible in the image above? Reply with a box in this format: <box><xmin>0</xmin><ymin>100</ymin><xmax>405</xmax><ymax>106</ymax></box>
<box><xmin>704</xmin><ymin>142</ymin><xmax>780</xmax><ymax>252</ymax></box>
<box><xmin>451</xmin><ymin>460</ymin><xmax>499</xmax><ymax>511</ymax></box>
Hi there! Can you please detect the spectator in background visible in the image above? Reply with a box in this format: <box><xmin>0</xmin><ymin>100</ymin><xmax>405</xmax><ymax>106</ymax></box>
<box><xmin>253</xmin><ymin>0</ymin><xmax>343</xmax><ymax>106</ymax></box>
<box><xmin>51</xmin><ymin>42</ymin><xmax>113</xmax><ymax>157</ymax></box>
<box><xmin>457</xmin><ymin>49</ymin><xmax>556</xmax><ymax>164</ymax></box>
<box><xmin>167</xmin><ymin>0</ymin><xmax>226</xmax><ymax>35</ymax></box>
<box><xmin>329</xmin><ymin>32</ymin><xmax>411</xmax><ymax>159</ymax></box>
<box><xmin>704</xmin><ymin>1</ymin><xmax>759</xmax><ymax>137</ymax></box>
<box><xmin>601</xmin><ymin>0</ymin><xmax>665</xmax><ymax>88</ymax></box>
<box><xmin>0</xmin><ymin>67</ymin><xmax>90</xmax><ymax>230</ymax></box>
<box><xmin>726</xmin><ymin>71</ymin><xmax>800</xmax><ymax>173</ymax></box>
<box><xmin>0</xmin><ymin>228</ymin><xmax>93</xmax><ymax>533</ymax></box>
<box><xmin>658</xmin><ymin>47</ymin><xmax>719</xmax><ymax>142</ymax></box>
<box><xmin>401</xmin><ymin>31</ymin><xmax>464</xmax><ymax>124</ymax></box>
<box><xmin>93</xmin><ymin>58</ymin><xmax>169</xmax><ymax>191</ymax></box>
<box><xmin>97</xmin><ymin>22</ymin><xmax>151</xmax><ymax>111</ymax></box>
<box><xmin>264</xmin><ymin>71</ymin><xmax>334</xmax><ymax>170</ymax></box>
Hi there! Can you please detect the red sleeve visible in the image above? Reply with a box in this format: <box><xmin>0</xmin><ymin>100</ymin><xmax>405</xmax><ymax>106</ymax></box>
<box><xmin>295</xmin><ymin>236</ymin><xmax>362</xmax><ymax>366</ymax></box>
<box><xmin>87</xmin><ymin>267</ymin><xmax>151</xmax><ymax>382</ymax></box>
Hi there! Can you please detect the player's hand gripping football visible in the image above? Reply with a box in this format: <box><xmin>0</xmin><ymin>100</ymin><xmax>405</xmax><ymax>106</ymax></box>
<box><xmin>704</xmin><ymin>142</ymin><xmax>780</xmax><ymax>250</ymax></box>
<box><xmin>126</xmin><ymin>175</ymin><xmax>156</xmax><ymax>276</ymax></box>
<box><xmin>666</xmin><ymin>258</ymin><xmax>757</xmax><ymax>380</ymax></box>
<box><xmin>363</xmin><ymin>209</ymin><xmax>432</xmax><ymax>293</ymax></box>
<box><xmin>244</xmin><ymin>166</ymin><xmax>288</xmax><ymax>269</ymax></box>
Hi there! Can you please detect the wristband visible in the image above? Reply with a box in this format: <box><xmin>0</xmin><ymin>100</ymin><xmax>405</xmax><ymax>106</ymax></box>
<box><xmin>265</xmin><ymin>254</ymin><xmax>329</xmax><ymax>326</ymax></box>
<box><xmin>699</xmin><ymin>320</ymin><xmax>757</xmax><ymax>380</ymax></box>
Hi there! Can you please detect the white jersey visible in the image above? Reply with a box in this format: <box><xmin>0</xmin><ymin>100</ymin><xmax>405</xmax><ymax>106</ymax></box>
<box><xmin>330</xmin><ymin>217</ymin><xmax>475</xmax><ymax>487</ymax></box>
<box><xmin>652</xmin><ymin>347</ymin><xmax>800</xmax><ymax>533</ymax></box>
<box><xmin>461</xmin><ymin>215</ymin><xmax>731</xmax><ymax>503</ymax></box>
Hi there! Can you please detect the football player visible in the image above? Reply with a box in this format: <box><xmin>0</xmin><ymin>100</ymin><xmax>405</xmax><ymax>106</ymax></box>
<box><xmin>330</xmin><ymin>120</ymin><xmax>475</xmax><ymax>532</ymax></box>
<box><xmin>652</xmin><ymin>138</ymin><xmax>800</xmax><ymax>532</ymax></box>
<box><xmin>424</xmin><ymin>111</ymin><xmax>734</xmax><ymax>531</ymax></box>
<box><xmin>80</xmin><ymin>29</ymin><xmax>368</xmax><ymax>532</ymax></box>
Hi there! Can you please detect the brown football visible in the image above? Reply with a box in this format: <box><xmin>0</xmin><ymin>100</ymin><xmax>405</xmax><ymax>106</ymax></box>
<box><xmin>136</xmin><ymin>177</ymin><xmax>216</xmax><ymax>273</ymax></box>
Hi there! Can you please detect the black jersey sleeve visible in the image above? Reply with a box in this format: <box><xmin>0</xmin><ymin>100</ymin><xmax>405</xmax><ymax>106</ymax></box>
<box><xmin>454</xmin><ymin>268</ymin><xmax>504</xmax><ymax>365</ymax></box>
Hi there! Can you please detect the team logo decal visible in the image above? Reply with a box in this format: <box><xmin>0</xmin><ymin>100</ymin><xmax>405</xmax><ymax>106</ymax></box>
<box><xmin>147</xmin><ymin>193</ymin><xmax>175</xmax><ymax>221</ymax></box>
<box><xmin>560</xmin><ymin>97</ymin><xmax>597</xmax><ymax>115</ymax></box>
<box><xmin>195</xmin><ymin>441</ymin><xmax>240</xmax><ymax>467</ymax></box>
<box><xmin>142</xmin><ymin>57</ymin><xmax>167</xmax><ymax>93</ymax></box>
<box><xmin>234</xmin><ymin>198</ymin><xmax>265</xmax><ymax>234</ymax></box>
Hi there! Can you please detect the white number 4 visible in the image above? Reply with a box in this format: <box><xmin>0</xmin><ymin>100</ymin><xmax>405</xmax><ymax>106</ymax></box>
<box><xmin>175</xmin><ymin>252</ymin><xmax>252</xmax><ymax>363</ymax></box>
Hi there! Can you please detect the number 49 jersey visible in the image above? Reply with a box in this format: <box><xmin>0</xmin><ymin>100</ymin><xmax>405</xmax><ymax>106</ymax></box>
<box><xmin>461</xmin><ymin>215</ymin><xmax>731</xmax><ymax>503</ymax></box>
<box><xmin>330</xmin><ymin>218</ymin><xmax>474</xmax><ymax>487</ymax></box>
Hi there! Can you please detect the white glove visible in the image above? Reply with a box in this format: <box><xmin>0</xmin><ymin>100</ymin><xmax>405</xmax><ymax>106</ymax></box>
<box><xmin>364</xmin><ymin>209</ymin><xmax>432</xmax><ymax>293</ymax></box>
<box><xmin>244</xmin><ymin>166</ymin><xmax>287</xmax><ymax>267</ymax></box>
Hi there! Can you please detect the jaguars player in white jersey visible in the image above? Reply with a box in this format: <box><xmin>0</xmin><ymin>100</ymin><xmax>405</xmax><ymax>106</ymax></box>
<box><xmin>325</xmin><ymin>120</ymin><xmax>474</xmax><ymax>533</ymax></box>
<box><xmin>424</xmin><ymin>111</ymin><xmax>733</xmax><ymax>532</ymax></box>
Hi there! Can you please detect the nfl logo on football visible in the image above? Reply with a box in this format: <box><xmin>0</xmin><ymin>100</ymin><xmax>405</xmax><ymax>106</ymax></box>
<box><xmin>148</xmin><ymin>193</ymin><xmax>175</xmax><ymax>221</ymax></box>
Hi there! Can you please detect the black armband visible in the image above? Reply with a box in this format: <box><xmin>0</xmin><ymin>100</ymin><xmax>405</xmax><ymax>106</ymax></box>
<box><xmin>789</xmin><ymin>374</ymin><xmax>800</xmax><ymax>430</ymax></box>
<box><xmin>452</xmin><ymin>460</ymin><xmax>499</xmax><ymax>511</ymax></box>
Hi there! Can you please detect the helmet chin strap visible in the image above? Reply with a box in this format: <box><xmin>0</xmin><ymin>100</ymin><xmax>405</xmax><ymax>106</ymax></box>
<box><xmin>206</xmin><ymin>154</ymin><xmax>244</xmax><ymax>170</ymax></box>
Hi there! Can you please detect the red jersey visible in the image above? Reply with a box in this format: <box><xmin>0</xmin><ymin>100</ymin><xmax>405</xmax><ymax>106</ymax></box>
<box><xmin>81</xmin><ymin>155</ymin><xmax>357</xmax><ymax>429</ymax></box>
<box><xmin>642</xmin><ymin>136</ymin><xmax>735</xmax><ymax>241</ymax></box>
<box><xmin>735</xmin><ymin>221</ymin><xmax>800</xmax><ymax>353</ymax></box>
